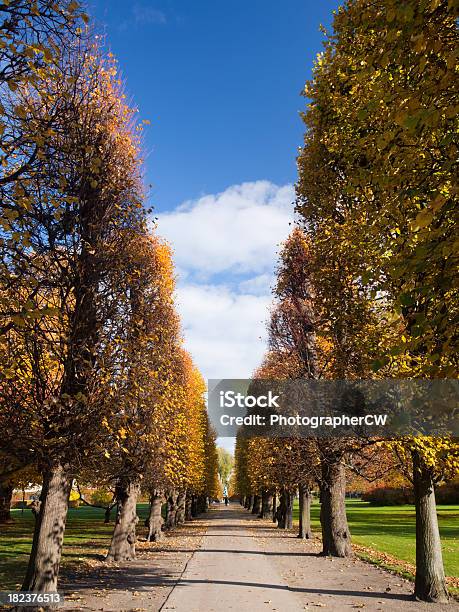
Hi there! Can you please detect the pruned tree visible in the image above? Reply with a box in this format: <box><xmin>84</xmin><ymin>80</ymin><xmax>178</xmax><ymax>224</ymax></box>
<box><xmin>1</xmin><ymin>36</ymin><xmax>147</xmax><ymax>594</ymax></box>
<box><xmin>296</xmin><ymin>0</ymin><xmax>458</xmax><ymax>599</ymax></box>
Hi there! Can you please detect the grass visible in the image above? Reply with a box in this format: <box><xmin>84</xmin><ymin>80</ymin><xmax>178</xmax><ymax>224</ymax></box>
<box><xmin>0</xmin><ymin>503</ymin><xmax>151</xmax><ymax>591</ymax></box>
<box><xmin>293</xmin><ymin>499</ymin><xmax>459</xmax><ymax>578</ymax></box>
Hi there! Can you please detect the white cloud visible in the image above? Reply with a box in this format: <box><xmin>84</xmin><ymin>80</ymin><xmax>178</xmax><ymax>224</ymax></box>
<box><xmin>157</xmin><ymin>181</ymin><xmax>294</xmax><ymax>381</ymax></box>
<box><xmin>176</xmin><ymin>284</ymin><xmax>271</xmax><ymax>379</ymax></box>
<box><xmin>159</xmin><ymin>181</ymin><xmax>294</xmax><ymax>281</ymax></box>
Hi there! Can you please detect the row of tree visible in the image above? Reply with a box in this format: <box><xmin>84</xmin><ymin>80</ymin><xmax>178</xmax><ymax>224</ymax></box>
<box><xmin>0</xmin><ymin>0</ymin><xmax>219</xmax><ymax>599</ymax></box>
<box><xmin>235</xmin><ymin>0</ymin><xmax>458</xmax><ymax>604</ymax></box>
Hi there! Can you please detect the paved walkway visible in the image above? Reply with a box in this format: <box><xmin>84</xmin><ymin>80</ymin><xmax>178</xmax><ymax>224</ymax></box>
<box><xmin>161</xmin><ymin>506</ymin><xmax>304</xmax><ymax>611</ymax></box>
<box><xmin>62</xmin><ymin>504</ymin><xmax>457</xmax><ymax>611</ymax></box>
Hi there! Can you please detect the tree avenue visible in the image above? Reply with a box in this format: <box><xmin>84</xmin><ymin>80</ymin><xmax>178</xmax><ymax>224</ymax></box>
<box><xmin>235</xmin><ymin>0</ymin><xmax>458</xmax><ymax>604</ymax></box>
<box><xmin>0</xmin><ymin>2</ymin><xmax>219</xmax><ymax>603</ymax></box>
<box><xmin>1</xmin><ymin>0</ymin><xmax>458</xmax><ymax>609</ymax></box>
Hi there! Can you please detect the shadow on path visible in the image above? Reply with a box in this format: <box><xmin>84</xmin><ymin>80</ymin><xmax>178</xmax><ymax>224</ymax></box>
<box><xmin>174</xmin><ymin>577</ymin><xmax>414</xmax><ymax>601</ymax></box>
<box><xmin>151</xmin><ymin>547</ymin><xmax>319</xmax><ymax>558</ymax></box>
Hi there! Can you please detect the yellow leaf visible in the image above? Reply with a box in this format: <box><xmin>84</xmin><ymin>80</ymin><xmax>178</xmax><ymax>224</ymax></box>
<box><xmin>430</xmin><ymin>194</ymin><xmax>446</xmax><ymax>212</ymax></box>
<box><xmin>412</xmin><ymin>209</ymin><xmax>434</xmax><ymax>230</ymax></box>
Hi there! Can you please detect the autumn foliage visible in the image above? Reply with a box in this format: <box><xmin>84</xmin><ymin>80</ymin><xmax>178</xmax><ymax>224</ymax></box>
<box><xmin>0</xmin><ymin>1</ymin><xmax>218</xmax><ymax>596</ymax></box>
<box><xmin>235</xmin><ymin>0</ymin><xmax>458</xmax><ymax>604</ymax></box>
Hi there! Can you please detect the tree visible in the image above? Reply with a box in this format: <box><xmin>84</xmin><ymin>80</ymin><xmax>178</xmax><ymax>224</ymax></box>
<box><xmin>270</xmin><ymin>228</ymin><xmax>353</xmax><ymax>550</ymax></box>
<box><xmin>1</xmin><ymin>38</ymin><xmax>147</xmax><ymax>595</ymax></box>
<box><xmin>388</xmin><ymin>436</ymin><xmax>458</xmax><ymax>601</ymax></box>
<box><xmin>217</xmin><ymin>448</ymin><xmax>234</xmax><ymax>490</ymax></box>
<box><xmin>1</xmin><ymin>4</ymin><xmax>88</xmax><ymax>533</ymax></box>
<box><xmin>0</xmin><ymin>1</ymin><xmax>86</xmax><ymax>189</ymax></box>
<box><xmin>241</xmin><ymin>357</ymin><xmax>319</xmax><ymax>533</ymax></box>
<box><xmin>104</xmin><ymin>234</ymin><xmax>182</xmax><ymax>561</ymax></box>
<box><xmin>296</xmin><ymin>0</ymin><xmax>458</xmax><ymax>599</ymax></box>
<box><xmin>267</xmin><ymin>230</ymin><xmax>320</xmax><ymax>534</ymax></box>
<box><xmin>202</xmin><ymin>416</ymin><xmax>220</xmax><ymax>505</ymax></box>
<box><xmin>234</xmin><ymin>435</ymin><xmax>251</xmax><ymax>505</ymax></box>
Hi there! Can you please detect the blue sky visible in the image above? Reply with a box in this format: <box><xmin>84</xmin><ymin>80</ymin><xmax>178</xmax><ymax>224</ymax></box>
<box><xmin>89</xmin><ymin>0</ymin><xmax>340</xmax><ymax>211</ymax></box>
<box><xmin>89</xmin><ymin>1</ymin><xmax>341</xmax><ymax>451</ymax></box>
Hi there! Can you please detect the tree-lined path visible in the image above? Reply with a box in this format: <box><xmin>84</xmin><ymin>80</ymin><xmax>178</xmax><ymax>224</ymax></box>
<box><xmin>61</xmin><ymin>505</ymin><xmax>454</xmax><ymax>611</ymax></box>
<box><xmin>1</xmin><ymin>1</ymin><xmax>458</xmax><ymax>608</ymax></box>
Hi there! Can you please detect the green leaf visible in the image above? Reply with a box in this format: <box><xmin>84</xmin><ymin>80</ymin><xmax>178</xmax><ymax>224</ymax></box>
<box><xmin>399</xmin><ymin>292</ymin><xmax>415</xmax><ymax>307</ymax></box>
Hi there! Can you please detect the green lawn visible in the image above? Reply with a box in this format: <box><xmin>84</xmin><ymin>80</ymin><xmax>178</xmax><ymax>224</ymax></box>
<box><xmin>293</xmin><ymin>499</ymin><xmax>459</xmax><ymax>578</ymax></box>
<box><xmin>0</xmin><ymin>504</ymin><xmax>151</xmax><ymax>591</ymax></box>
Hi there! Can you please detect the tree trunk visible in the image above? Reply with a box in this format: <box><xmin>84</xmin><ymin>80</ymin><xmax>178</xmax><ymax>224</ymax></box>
<box><xmin>285</xmin><ymin>491</ymin><xmax>293</xmax><ymax>529</ymax></box>
<box><xmin>164</xmin><ymin>491</ymin><xmax>177</xmax><ymax>530</ymax></box>
<box><xmin>412</xmin><ymin>450</ymin><xmax>448</xmax><ymax>603</ymax></box>
<box><xmin>147</xmin><ymin>491</ymin><xmax>164</xmax><ymax>542</ymax></box>
<box><xmin>272</xmin><ymin>492</ymin><xmax>277</xmax><ymax>522</ymax></box>
<box><xmin>104</xmin><ymin>505</ymin><xmax>113</xmax><ymax>524</ymax></box>
<box><xmin>0</xmin><ymin>481</ymin><xmax>13</xmax><ymax>523</ymax></box>
<box><xmin>175</xmin><ymin>491</ymin><xmax>186</xmax><ymax>525</ymax></box>
<box><xmin>258</xmin><ymin>491</ymin><xmax>265</xmax><ymax>517</ymax></box>
<box><xmin>191</xmin><ymin>495</ymin><xmax>198</xmax><ymax>517</ymax></box>
<box><xmin>197</xmin><ymin>494</ymin><xmax>208</xmax><ymax>513</ymax></box>
<box><xmin>298</xmin><ymin>483</ymin><xmax>313</xmax><ymax>539</ymax></box>
<box><xmin>320</xmin><ymin>458</ymin><xmax>351</xmax><ymax>557</ymax></box>
<box><xmin>277</xmin><ymin>489</ymin><xmax>287</xmax><ymax>529</ymax></box>
<box><xmin>21</xmin><ymin>463</ymin><xmax>71</xmax><ymax>594</ymax></box>
<box><xmin>260</xmin><ymin>490</ymin><xmax>273</xmax><ymax>519</ymax></box>
<box><xmin>105</xmin><ymin>478</ymin><xmax>140</xmax><ymax>561</ymax></box>
<box><xmin>247</xmin><ymin>494</ymin><xmax>254</xmax><ymax>511</ymax></box>
<box><xmin>251</xmin><ymin>494</ymin><xmax>261</xmax><ymax>515</ymax></box>
<box><xmin>185</xmin><ymin>493</ymin><xmax>193</xmax><ymax>520</ymax></box>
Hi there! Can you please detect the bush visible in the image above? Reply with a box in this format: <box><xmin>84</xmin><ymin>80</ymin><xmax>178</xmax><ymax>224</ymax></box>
<box><xmin>90</xmin><ymin>488</ymin><xmax>113</xmax><ymax>506</ymax></box>
<box><xmin>12</xmin><ymin>501</ymin><xmax>29</xmax><ymax>509</ymax></box>
<box><xmin>436</xmin><ymin>482</ymin><xmax>459</xmax><ymax>505</ymax></box>
<box><xmin>362</xmin><ymin>487</ymin><xmax>414</xmax><ymax>505</ymax></box>
<box><xmin>362</xmin><ymin>482</ymin><xmax>459</xmax><ymax>506</ymax></box>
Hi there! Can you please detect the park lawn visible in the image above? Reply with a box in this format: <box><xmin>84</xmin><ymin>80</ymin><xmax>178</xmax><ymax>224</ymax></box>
<box><xmin>0</xmin><ymin>504</ymin><xmax>150</xmax><ymax>591</ymax></box>
<box><xmin>293</xmin><ymin>499</ymin><xmax>459</xmax><ymax>578</ymax></box>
